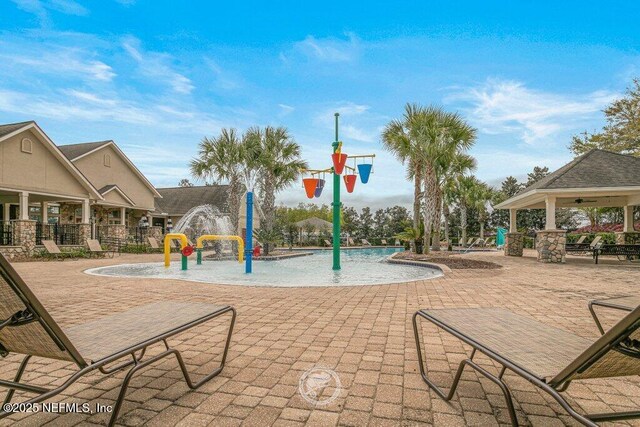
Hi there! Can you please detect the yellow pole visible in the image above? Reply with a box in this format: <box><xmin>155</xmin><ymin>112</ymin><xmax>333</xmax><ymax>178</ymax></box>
<box><xmin>164</xmin><ymin>233</ymin><xmax>188</xmax><ymax>267</ymax></box>
<box><xmin>195</xmin><ymin>235</ymin><xmax>244</xmax><ymax>263</ymax></box>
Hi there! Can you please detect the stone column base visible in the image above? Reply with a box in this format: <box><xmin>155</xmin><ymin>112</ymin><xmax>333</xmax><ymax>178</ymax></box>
<box><xmin>78</xmin><ymin>223</ymin><xmax>91</xmax><ymax>246</ymax></box>
<box><xmin>13</xmin><ymin>220</ymin><xmax>36</xmax><ymax>255</ymax></box>
<box><xmin>615</xmin><ymin>231</ymin><xmax>640</xmax><ymax>245</ymax></box>
<box><xmin>504</xmin><ymin>232</ymin><xmax>523</xmax><ymax>257</ymax></box>
<box><xmin>536</xmin><ymin>230</ymin><xmax>566</xmax><ymax>263</ymax></box>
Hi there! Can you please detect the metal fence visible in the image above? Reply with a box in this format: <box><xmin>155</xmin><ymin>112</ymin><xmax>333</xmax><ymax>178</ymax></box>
<box><xmin>128</xmin><ymin>226</ymin><xmax>149</xmax><ymax>244</ymax></box>
<box><xmin>0</xmin><ymin>221</ymin><xmax>13</xmax><ymax>246</ymax></box>
<box><xmin>35</xmin><ymin>223</ymin><xmax>81</xmax><ymax>245</ymax></box>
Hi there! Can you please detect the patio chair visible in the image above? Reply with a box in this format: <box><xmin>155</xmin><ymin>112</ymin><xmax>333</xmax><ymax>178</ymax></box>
<box><xmin>0</xmin><ymin>254</ymin><xmax>236</xmax><ymax>426</ymax></box>
<box><xmin>361</xmin><ymin>239</ymin><xmax>372</xmax><ymax>246</ymax></box>
<box><xmin>466</xmin><ymin>237</ymin><xmax>475</xmax><ymax>245</ymax></box>
<box><xmin>147</xmin><ymin>236</ymin><xmax>162</xmax><ymax>252</ymax></box>
<box><xmin>323</xmin><ymin>239</ymin><xmax>331</xmax><ymax>246</ymax></box>
<box><xmin>87</xmin><ymin>239</ymin><xmax>116</xmax><ymax>258</ymax></box>
<box><xmin>484</xmin><ymin>237</ymin><xmax>495</xmax><ymax>247</ymax></box>
<box><xmin>566</xmin><ymin>235</ymin><xmax>596</xmax><ymax>254</ymax></box>
<box><xmin>381</xmin><ymin>239</ymin><xmax>388</xmax><ymax>246</ymax></box>
<box><xmin>348</xmin><ymin>237</ymin><xmax>356</xmax><ymax>246</ymax></box>
<box><xmin>413</xmin><ymin>306</ymin><xmax>640</xmax><ymax>426</ymax></box>
<box><xmin>40</xmin><ymin>240</ymin><xmax>72</xmax><ymax>260</ymax></box>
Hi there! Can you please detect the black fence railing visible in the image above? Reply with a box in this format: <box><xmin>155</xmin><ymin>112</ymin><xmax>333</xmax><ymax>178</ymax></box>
<box><xmin>36</xmin><ymin>223</ymin><xmax>81</xmax><ymax>245</ymax></box>
<box><xmin>128</xmin><ymin>226</ymin><xmax>149</xmax><ymax>244</ymax></box>
<box><xmin>0</xmin><ymin>221</ymin><xmax>14</xmax><ymax>246</ymax></box>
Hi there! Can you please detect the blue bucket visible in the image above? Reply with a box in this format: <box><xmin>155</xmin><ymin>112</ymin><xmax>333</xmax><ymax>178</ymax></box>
<box><xmin>314</xmin><ymin>179</ymin><xmax>325</xmax><ymax>197</ymax></box>
<box><xmin>357</xmin><ymin>164</ymin><xmax>372</xmax><ymax>183</ymax></box>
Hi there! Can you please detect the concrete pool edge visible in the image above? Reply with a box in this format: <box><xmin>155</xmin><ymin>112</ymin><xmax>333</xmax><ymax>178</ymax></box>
<box><xmin>387</xmin><ymin>252</ymin><xmax>452</xmax><ymax>273</ymax></box>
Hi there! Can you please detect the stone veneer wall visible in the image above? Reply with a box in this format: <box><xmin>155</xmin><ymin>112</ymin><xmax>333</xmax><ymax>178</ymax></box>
<box><xmin>504</xmin><ymin>232</ymin><xmax>523</xmax><ymax>257</ymax></box>
<box><xmin>0</xmin><ymin>246</ymin><xmax>26</xmax><ymax>260</ymax></box>
<box><xmin>13</xmin><ymin>220</ymin><xmax>36</xmax><ymax>255</ymax></box>
<box><xmin>536</xmin><ymin>230</ymin><xmax>566</xmax><ymax>263</ymax></box>
<box><xmin>78</xmin><ymin>224</ymin><xmax>91</xmax><ymax>246</ymax></box>
<box><xmin>97</xmin><ymin>224</ymin><xmax>128</xmax><ymax>242</ymax></box>
<box><xmin>615</xmin><ymin>231</ymin><xmax>640</xmax><ymax>245</ymax></box>
<box><xmin>147</xmin><ymin>226</ymin><xmax>163</xmax><ymax>243</ymax></box>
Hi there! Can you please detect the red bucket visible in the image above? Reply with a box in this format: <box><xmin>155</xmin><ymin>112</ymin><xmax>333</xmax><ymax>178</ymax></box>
<box><xmin>331</xmin><ymin>153</ymin><xmax>348</xmax><ymax>175</ymax></box>
<box><xmin>343</xmin><ymin>174</ymin><xmax>357</xmax><ymax>193</ymax></box>
<box><xmin>302</xmin><ymin>178</ymin><xmax>319</xmax><ymax>199</ymax></box>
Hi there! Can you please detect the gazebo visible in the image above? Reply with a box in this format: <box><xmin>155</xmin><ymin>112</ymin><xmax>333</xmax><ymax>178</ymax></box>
<box><xmin>495</xmin><ymin>149</ymin><xmax>640</xmax><ymax>263</ymax></box>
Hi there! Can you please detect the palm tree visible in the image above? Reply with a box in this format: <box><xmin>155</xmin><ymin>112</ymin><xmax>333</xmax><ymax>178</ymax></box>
<box><xmin>190</xmin><ymin>129</ymin><xmax>244</xmax><ymax>233</ymax></box>
<box><xmin>249</xmin><ymin>126</ymin><xmax>308</xmax><ymax>236</ymax></box>
<box><xmin>471</xmin><ymin>182</ymin><xmax>493</xmax><ymax>240</ymax></box>
<box><xmin>434</xmin><ymin>152</ymin><xmax>476</xmax><ymax>250</ymax></box>
<box><xmin>382</xmin><ymin>104</ymin><xmax>426</xmax><ymax>253</ymax></box>
<box><xmin>453</xmin><ymin>175</ymin><xmax>482</xmax><ymax>246</ymax></box>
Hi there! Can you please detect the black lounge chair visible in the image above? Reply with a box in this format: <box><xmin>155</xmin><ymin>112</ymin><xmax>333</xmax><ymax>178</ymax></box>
<box><xmin>0</xmin><ymin>254</ymin><xmax>235</xmax><ymax>426</ymax></box>
<box><xmin>592</xmin><ymin>243</ymin><xmax>640</xmax><ymax>264</ymax></box>
<box><xmin>566</xmin><ymin>235</ymin><xmax>601</xmax><ymax>254</ymax></box>
<box><xmin>413</xmin><ymin>306</ymin><xmax>640</xmax><ymax>426</ymax></box>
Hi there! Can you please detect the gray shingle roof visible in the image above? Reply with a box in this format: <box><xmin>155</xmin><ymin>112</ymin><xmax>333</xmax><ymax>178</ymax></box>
<box><xmin>0</xmin><ymin>121</ymin><xmax>34</xmax><ymax>138</ymax></box>
<box><xmin>517</xmin><ymin>149</ymin><xmax>640</xmax><ymax>195</ymax></box>
<box><xmin>155</xmin><ymin>185</ymin><xmax>230</xmax><ymax>216</ymax></box>
<box><xmin>58</xmin><ymin>141</ymin><xmax>112</xmax><ymax>160</ymax></box>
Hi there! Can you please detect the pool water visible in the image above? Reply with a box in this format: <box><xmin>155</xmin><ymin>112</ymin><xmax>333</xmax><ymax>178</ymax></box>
<box><xmin>86</xmin><ymin>247</ymin><xmax>442</xmax><ymax>287</ymax></box>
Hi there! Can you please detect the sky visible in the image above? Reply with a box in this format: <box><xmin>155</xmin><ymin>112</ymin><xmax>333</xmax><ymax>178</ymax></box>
<box><xmin>1</xmin><ymin>1</ymin><xmax>639</xmax><ymax>210</ymax></box>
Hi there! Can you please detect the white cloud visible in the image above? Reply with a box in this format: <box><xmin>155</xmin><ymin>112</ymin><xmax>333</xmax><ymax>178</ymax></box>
<box><xmin>122</xmin><ymin>36</ymin><xmax>194</xmax><ymax>94</ymax></box>
<box><xmin>447</xmin><ymin>78</ymin><xmax>618</xmax><ymax>144</ymax></box>
<box><xmin>278</xmin><ymin>104</ymin><xmax>295</xmax><ymax>115</ymax></box>
<box><xmin>11</xmin><ymin>0</ymin><xmax>88</xmax><ymax>25</ymax></box>
<box><xmin>312</xmin><ymin>102</ymin><xmax>382</xmax><ymax>143</ymax></box>
<box><xmin>0</xmin><ymin>50</ymin><xmax>115</xmax><ymax>82</ymax></box>
<box><xmin>290</xmin><ymin>33</ymin><xmax>360</xmax><ymax>63</ymax></box>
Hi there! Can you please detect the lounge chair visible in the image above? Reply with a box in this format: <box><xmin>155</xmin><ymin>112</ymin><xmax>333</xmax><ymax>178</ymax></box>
<box><xmin>40</xmin><ymin>240</ymin><xmax>71</xmax><ymax>260</ymax></box>
<box><xmin>361</xmin><ymin>239</ymin><xmax>372</xmax><ymax>246</ymax></box>
<box><xmin>394</xmin><ymin>239</ymin><xmax>401</xmax><ymax>246</ymax></box>
<box><xmin>87</xmin><ymin>239</ymin><xmax>116</xmax><ymax>258</ymax></box>
<box><xmin>0</xmin><ymin>254</ymin><xmax>236</xmax><ymax>426</ymax></box>
<box><xmin>323</xmin><ymin>239</ymin><xmax>331</xmax><ymax>247</ymax></box>
<box><xmin>348</xmin><ymin>237</ymin><xmax>356</xmax><ymax>246</ymax></box>
<box><xmin>381</xmin><ymin>239</ymin><xmax>388</xmax><ymax>246</ymax></box>
<box><xmin>484</xmin><ymin>237</ymin><xmax>495</xmax><ymax>247</ymax></box>
<box><xmin>147</xmin><ymin>236</ymin><xmax>161</xmax><ymax>251</ymax></box>
<box><xmin>413</xmin><ymin>306</ymin><xmax>640</xmax><ymax>426</ymax></box>
<box><xmin>566</xmin><ymin>235</ymin><xmax>598</xmax><ymax>254</ymax></box>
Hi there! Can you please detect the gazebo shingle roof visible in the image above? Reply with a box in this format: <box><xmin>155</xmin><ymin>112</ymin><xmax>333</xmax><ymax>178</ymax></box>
<box><xmin>155</xmin><ymin>185</ymin><xmax>230</xmax><ymax>216</ymax></box>
<box><xmin>517</xmin><ymin>149</ymin><xmax>640</xmax><ymax>195</ymax></box>
<box><xmin>294</xmin><ymin>217</ymin><xmax>332</xmax><ymax>230</ymax></box>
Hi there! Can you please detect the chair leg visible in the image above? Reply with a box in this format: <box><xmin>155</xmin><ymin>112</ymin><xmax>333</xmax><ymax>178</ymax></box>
<box><xmin>2</xmin><ymin>355</ymin><xmax>32</xmax><ymax>405</ymax></box>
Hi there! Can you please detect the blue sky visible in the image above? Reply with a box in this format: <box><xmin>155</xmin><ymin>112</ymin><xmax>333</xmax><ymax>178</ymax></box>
<box><xmin>1</xmin><ymin>1</ymin><xmax>639</xmax><ymax>209</ymax></box>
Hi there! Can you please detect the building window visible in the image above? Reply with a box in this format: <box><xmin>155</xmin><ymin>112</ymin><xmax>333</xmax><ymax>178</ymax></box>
<box><xmin>21</xmin><ymin>138</ymin><xmax>33</xmax><ymax>154</ymax></box>
<box><xmin>108</xmin><ymin>209</ymin><xmax>121</xmax><ymax>225</ymax></box>
<box><xmin>104</xmin><ymin>154</ymin><xmax>111</xmax><ymax>167</ymax></box>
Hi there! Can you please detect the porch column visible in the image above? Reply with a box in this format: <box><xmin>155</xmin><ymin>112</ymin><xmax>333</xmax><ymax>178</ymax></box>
<box><xmin>19</xmin><ymin>192</ymin><xmax>29</xmax><ymax>220</ymax></box>
<box><xmin>504</xmin><ymin>209</ymin><xmax>523</xmax><ymax>257</ymax></box>
<box><xmin>545</xmin><ymin>195</ymin><xmax>556</xmax><ymax>230</ymax></box>
<box><xmin>615</xmin><ymin>205</ymin><xmax>640</xmax><ymax>245</ymax></box>
<box><xmin>509</xmin><ymin>209</ymin><xmax>517</xmax><ymax>232</ymax></box>
<box><xmin>120</xmin><ymin>207</ymin><xmax>127</xmax><ymax>226</ymax></box>
<box><xmin>41</xmin><ymin>201</ymin><xmax>48</xmax><ymax>224</ymax></box>
<box><xmin>623</xmin><ymin>205</ymin><xmax>634</xmax><ymax>232</ymax></box>
<box><xmin>81</xmin><ymin>199</ymin><xmax>90</xmax><ymax>223</ymax></box>
<box><xmin>3</xmin><ymin>203</ymin><xmax>10</xmax><ymax>221</ymax></box>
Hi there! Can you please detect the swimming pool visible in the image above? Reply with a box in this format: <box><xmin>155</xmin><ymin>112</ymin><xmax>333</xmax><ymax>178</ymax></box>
<box><xmin>86</xmin><ymin>247</ymin><xmax>442</xmax><ymax>287</ymax></box>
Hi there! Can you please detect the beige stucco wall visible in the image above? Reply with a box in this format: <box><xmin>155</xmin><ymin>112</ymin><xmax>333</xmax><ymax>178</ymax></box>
<box><xmin>102</xmin><ymin>189</ymin><xmax>132</xmax><ymax>206</ymax></box>
<box><xmin>0</xmin><ymin>129</ymin><xmax>90</xmax><ymax>198</ymax></box>
<box><xmin>72</xmin><ymin>145</ymin><xmax>156</xmax><ymax>210</ymax></box>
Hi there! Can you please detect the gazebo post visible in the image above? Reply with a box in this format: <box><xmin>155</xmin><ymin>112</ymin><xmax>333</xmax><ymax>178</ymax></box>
<box><xmin>535</xmin><ymin>195</ymin><xmax>566</xmax><ymax>263</ymax></box>
<box><xmin>504</xmin><ymin>209</ymin><xmax>523</xmax><ymax>257</ymax></box>
<box><xmin>616</xmin><ymin>205</ymin><xmax>640</xmax><ymax>245</ymax></box>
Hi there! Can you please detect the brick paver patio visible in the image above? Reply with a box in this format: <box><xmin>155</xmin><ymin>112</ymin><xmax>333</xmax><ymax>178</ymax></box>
<box><xmin>1</xmin><ymin>250</ymin><xmax>639</xmax><ymax>426</ymax></box>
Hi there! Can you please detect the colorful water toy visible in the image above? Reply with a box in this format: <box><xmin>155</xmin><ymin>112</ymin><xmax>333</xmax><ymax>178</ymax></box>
<box><xmin>300</xmin><ymin>113</ymin><xmax>375</xmax><ymax>270</ymax></box>
<box><xmin>195</xmin><ymin>235</ymin><xmax>244</xmax><ymax>265</ymax></box>
<box><xmin>164</xmin><ymin>233</ymin><xmax>189</xmax><ymax>270</ymax></box>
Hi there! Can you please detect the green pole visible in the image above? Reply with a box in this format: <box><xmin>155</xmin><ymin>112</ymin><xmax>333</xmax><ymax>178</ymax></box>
<box><xmin>331</xmin><ymin>113</ymin><xmax>341</xmax><ymax>270</ymax></box>
<box><xmin>196</xmin><ymin>249</ymin><xmax>202</xmax><ymax>265</ymax></box>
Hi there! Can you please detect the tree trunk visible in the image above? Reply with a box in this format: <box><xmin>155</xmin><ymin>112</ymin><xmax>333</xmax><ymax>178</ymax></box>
<box><xmin>422</xmin><ymin>166</ymin><xmax>437</xmax><ymax>254</ymax></box>
<box><xmin>480</xmin><ymin>221</ymin><xmax>485</xmax><ymax>240</ymax></box>
<box><xmin>228</xmin><ymin>177</ymin><xmax>243</xmax><ymax>234</ymax></box>
<box><xmin>443</xmin><ymin>203</ymin><xmax>450</xmax><ymax>248</ymax></box>
<box><xmin>260</xmin><ymin>174</ymin><xmax>276</xmax><ymax>232</ymax></box>
<box><xmin>461</xmin><ymin>205</ymin><xmax>468</xmax><ymax>246</ymax></box>
<box><xmin>412</xmin><ymin>166</ymin><xmax>422</xmax><ymax>253</ymax></box>
<box><xmin>432</xmin><ymin>189</ymin><xmax>442</xmax><ymax>251</ymax></box>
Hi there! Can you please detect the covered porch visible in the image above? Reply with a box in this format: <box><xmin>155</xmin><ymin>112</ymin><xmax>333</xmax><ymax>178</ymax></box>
<box><xmin>496</xmin><ymin>149</ymin><xmax>640</xmax><ymax>263</ymax></box>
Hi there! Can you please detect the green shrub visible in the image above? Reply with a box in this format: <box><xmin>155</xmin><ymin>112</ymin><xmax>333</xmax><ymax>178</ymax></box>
<box><xmin>567</xmin><ymin>232</ymin><xmax>616</xmax><ymax>245</ymax></box>
<box><xmin>120</xmin><ymin>244</ymin><xmax>148</xmax><ymax>254</ymax></box>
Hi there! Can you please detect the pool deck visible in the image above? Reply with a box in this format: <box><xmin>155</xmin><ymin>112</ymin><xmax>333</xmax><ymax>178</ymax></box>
<box><xmin>2</xmin><ymin>250</ymin><xmax>639</xmax><ymax>426</ymax></box>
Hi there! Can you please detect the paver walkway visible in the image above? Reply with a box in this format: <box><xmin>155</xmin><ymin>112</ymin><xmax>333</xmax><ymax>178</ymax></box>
<box><xmin>1</xmin><ymin>250</ymin><xmax>639</xmax><ymax>426</ymax></box>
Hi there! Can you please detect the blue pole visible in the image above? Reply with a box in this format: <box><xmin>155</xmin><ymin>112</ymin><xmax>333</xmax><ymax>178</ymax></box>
<box><xmin>245</xmin><ymin>191</ymin><xmax>253</xmax><ymax>273</ymax></box>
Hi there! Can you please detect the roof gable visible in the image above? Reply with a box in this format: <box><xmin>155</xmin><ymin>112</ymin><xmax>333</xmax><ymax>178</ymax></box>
<box><xmin>99</xmin><ymin>185</ymin><xmax>135</xmax><ymax>207</ymax></box>
<box><xmin>155</xmin><ymin>185</ymin><xmax>230</xmax><ymax>215</ymax></box>
<box><xmin>59</xmin><ymin>140</ymin><xmax>161</xmax><ymax>198</ymax></box>
<box><xmin>0</xmin><ymin>122</ymin><xmax>102</xmax><ymax>200</ymax></box>
<box><xmin>517</xmin><ymin>150</ymin><xmax>640</xmax><ymax>195</ymax></box>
